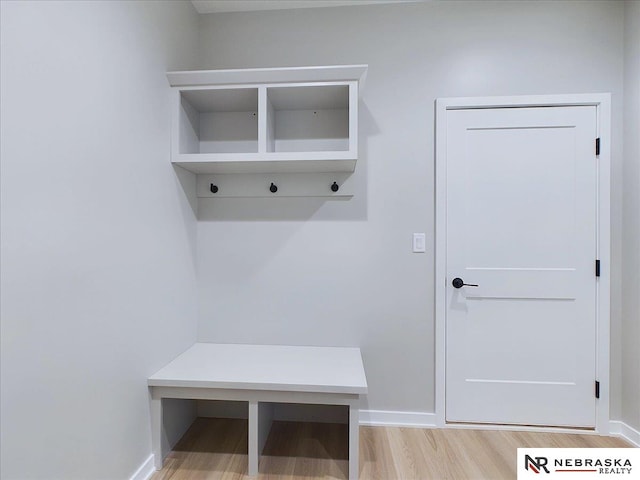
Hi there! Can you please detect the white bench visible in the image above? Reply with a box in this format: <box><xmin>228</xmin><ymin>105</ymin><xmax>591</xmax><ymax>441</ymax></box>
<box><xmin>148</xmin><ymin>343</ymin><xmax>368</xmax><ymax>479</ymax></box>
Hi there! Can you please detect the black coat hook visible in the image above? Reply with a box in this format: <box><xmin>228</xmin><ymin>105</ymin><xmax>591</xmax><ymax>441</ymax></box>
<box><xmin>210</xmin><ymin>184</ymin><xmax>219</xmax><ymax>193</ymax></box>
<box><xmin>269</xmin><ymin>182</ymin><xmax>278</xmax><ymax>193</ymax></box>
<box><xmin>331</xmin><ymin>181</ymin><xmax>339</xmax><ymax>192</ymax></box>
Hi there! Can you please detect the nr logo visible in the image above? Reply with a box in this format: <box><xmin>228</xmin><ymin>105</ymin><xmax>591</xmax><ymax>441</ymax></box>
<box><xmin>525</xmin><ymin>455</ymin><xmax>550</xmax><ymax>474</ymax></box>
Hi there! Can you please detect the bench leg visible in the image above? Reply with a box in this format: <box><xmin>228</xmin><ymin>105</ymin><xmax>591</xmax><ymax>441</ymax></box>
<box><xmin>151</xmin><ymin>393</ymin><xmax>163</xmax><ymax>470</ymax></box>
<box><xmin>349</xmin><ymin>401</ymin><xmax>360</xmax><ymax>480</ymax></box>
<box><xmin>248</xmin><ymin>400</ymin><xmax>274</xmax><ymax>476</ymax></box>
<box><xmin>248</xmin><ymin>400</ymin><xmax>259</xmax><ymax>476</ymax></box>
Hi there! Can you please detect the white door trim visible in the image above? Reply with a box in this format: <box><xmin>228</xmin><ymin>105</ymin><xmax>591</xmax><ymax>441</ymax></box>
<box><xmin>434</xmin><ymin>93</ymin><xmax>611</xmax><ymax>433</ymax></box>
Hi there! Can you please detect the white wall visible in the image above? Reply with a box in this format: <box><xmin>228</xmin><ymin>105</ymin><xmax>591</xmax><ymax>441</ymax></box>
<box><xmin>1</xmin><ymin>3</ymin><xmax>632</xmax><ymax>477</ymax></box>
<box><xmin>0</xmin><ymin>1</ymin><xmax>200</xmax><ymax>478</ymax></box>
<box><xmin>196</xmin><ymin>1</ymin><xmax>626</xmax><ymax>417</ymax></box>
<box><xmin>622</xmin><ymin>0</ymin><xmax>640</xmax><ymax>433</ymax></box>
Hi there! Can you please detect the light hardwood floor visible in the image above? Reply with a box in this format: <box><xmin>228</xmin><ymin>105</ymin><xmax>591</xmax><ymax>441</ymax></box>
<box><xmin>152</xmin><ymin>418</ymin><xmax>632</xmax><ymax>480</ymax></box>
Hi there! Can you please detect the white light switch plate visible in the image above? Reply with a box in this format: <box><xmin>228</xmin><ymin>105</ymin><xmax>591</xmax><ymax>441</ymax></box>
<box><xmin>413</xmin><ymin>233</ymin><xmax>426</xmax><ymax>253</ymax></box>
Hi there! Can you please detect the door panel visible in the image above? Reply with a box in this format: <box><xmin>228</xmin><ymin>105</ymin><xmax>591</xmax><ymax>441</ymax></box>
<box><xmin>445</xmin><ymin>106</ymin><xmax>597</xmax><ymax>427</ymax></box>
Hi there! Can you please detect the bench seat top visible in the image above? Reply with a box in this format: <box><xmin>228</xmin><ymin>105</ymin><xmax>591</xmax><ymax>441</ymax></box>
<box><xmin>148</xmin><ymin>343</ymin><xmax>368</xmax><ymax>395</ymax></box>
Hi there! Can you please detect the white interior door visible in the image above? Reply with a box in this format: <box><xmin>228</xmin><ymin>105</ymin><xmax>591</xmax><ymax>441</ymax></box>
<box><xmin>445</xmin><ymin>105</ymin><xmax>598</xmax><ymax>427</ymax></box>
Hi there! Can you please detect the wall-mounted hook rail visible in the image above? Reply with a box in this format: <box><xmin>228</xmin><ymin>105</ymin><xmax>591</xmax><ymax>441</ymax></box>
<box><xmin>196</xmin><ymin>174</ymin><xmax>353</xmax><ymax>198</ymax></box>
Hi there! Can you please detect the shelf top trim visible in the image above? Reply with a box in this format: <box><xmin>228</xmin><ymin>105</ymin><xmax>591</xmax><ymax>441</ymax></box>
<box><xmin>167</xmin><ymin>64</ymin><xmax>368</xmax><ymax>88</ymax></box>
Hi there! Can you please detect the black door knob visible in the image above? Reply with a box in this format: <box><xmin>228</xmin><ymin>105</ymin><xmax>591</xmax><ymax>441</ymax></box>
<box><xmin>269</xmin><ymin>182</ymin><xmax>278</xmax><ymax>193</ymax></box>
<box><xmin>452</xmin><ymin>277</ymin><xmax>479</xmax><ymax>289</ymax></box>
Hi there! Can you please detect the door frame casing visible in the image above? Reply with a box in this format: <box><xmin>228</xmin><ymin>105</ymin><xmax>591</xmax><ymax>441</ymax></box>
<box><xmin>434</xmin><ymin>94</ymin><xmax>611</xmax><ymax>433</ymax></box>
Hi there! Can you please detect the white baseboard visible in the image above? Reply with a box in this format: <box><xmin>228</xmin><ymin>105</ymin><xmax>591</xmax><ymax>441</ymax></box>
<box><xmin>609</xmin><ymin>421</ymin><xmax>640</xmax><ymax>447</ymax></box>
<box><xmin>359</xmin><ymin>409</ymin><xmax>437</xmax><ymax>428</ymax></box>
<box><xmin>129</xmin><ymin>454</ymin><xmax>155</xmax><ymax>480</ymax></box>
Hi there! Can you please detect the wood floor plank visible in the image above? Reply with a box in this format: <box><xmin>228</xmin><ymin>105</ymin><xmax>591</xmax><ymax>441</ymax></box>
<box><xmin>360</xmin><ymin>424</ymin><xmax>398</xmax><ymax>480</ymax></box>
<box><xmin>151</xmin><ymin>418</ymin><xmax>633</xmax><ymax>480</ymax></box>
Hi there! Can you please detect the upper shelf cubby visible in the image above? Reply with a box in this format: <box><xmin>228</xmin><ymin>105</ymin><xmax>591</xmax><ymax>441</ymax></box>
<box><xmin>266</xmin><ymin>84</ymin><xmax>349</xmax><ymax>153</ymax></box>
<box><xmin>179</xmin><ymin>88</ymin><xmax>258</xmax><ymax>155</ymax></box>
<box><xmin>168</xmin><ymin>65</ymin><xmax>367</xmax><ymax>174</ymax></box>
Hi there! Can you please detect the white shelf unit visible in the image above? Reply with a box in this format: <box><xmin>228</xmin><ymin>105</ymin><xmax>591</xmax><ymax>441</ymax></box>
<box><xmin>168</xmin><ymin>65</ymin><xmax>366</xmax><ymax>175</ymax></box>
